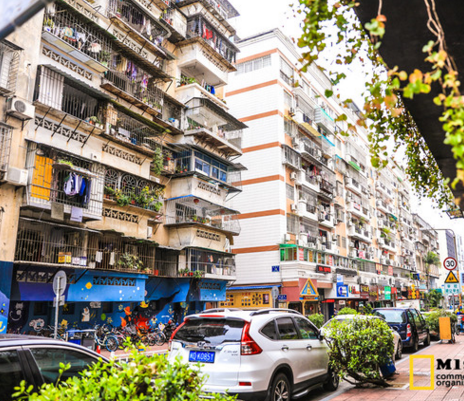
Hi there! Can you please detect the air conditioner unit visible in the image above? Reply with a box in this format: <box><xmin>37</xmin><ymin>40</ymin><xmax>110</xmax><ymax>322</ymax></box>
<box><xmin>349</xmin><ymin>251</ymin><xmax>357</xmax><ymax>258</ymax></box>
<box><xmin>6</xmin><ymin>99</ymin><xmax>35</xmax><ymax>121</ymax></box>
<box><xmin>317</xmin><ymin>243</ymin><xmax>323</xmax><ymax>250</ymax></box>
<box><xmin>347</xmin><ymin>220</ymin><xmax>353</xmax><ymax>227</ymax></box>
<box><xmin>318</xmin><ymin>212</ymin><xmax>325</xmax><ymax>222</ymax></box>
<box><xmin>316</xmin><ymin>175</ymin><xmax>322</xmax><ymax>183</ymax></box>
<box><xmin>290</xmin><ymin>203</ymin><xmax>298</xmax><ymax>212</ymax></box>
<box><xmin>2</xmin><ymin>167</ymin><xmax>28</xmax><ymax>186</ymax></box>
<box><xmin>378</xmin><ymin>238</ymin><xmax>385</xmax><ymax>245</ymax></box>
<box><xmin>284</xmin><ymin>233</ymin><xmax>291</xmax><ymax>242</ymax></box>
<box><xmin>289</xmin><ymin>107</ymin><xmax>296</xmax><ymax>116</ymax></box>
<box><xmin>298</xmin><ymin>239</ymin><xmax>306</xmax><ymax>246</ymax></box>
<box><xmin>290</xmin><ymin>172</ymin><xmax>297</xmax><ymax>181</ymax></box>
<box><xmin>371</xmin><ymin>277</ymin><xmax>378</xmax><ymax>284</ymax></box>
<box><xmin>308</xmin><ymin>242</ymin><xmax>315</xmax><ymax>249</ymax></box>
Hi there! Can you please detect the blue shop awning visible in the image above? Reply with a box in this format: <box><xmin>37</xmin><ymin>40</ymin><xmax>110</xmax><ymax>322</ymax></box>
<box><xmin>228</xmin><ymin>285</ymin><xmax>281</xmax><ymax>291</ymax></box>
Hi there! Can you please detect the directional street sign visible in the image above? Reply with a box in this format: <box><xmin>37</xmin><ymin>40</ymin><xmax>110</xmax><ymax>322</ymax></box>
<box><xmin>445</xmin><ymin>270</ymin><xmax>459</xmax><ymax>283</ymax></box>
<box><xmin>444</xmin><ymin>257</ymin><xmax>458</xmax><ymax>271</ymax></box>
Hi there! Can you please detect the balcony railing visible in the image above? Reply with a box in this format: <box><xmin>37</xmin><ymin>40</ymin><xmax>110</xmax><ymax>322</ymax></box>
<box><xmin>165</xmin><ymin>197</ymin><xmax>240</xmax><ymax>234</ymax></box>
<box><xmin>42</xmin><ymin>3</ymin><xmax>112</xmax><ymax>69</ymax></box>
<box><xmin>320</xmin><ymin>179</ymin><xmax>334</xmax><ymax>196</ymax></box>
<box><xmin>14</xmin><ymin>220</ymin><xmax>164</xmax><ymax>275</ymax></box>
<box><xmin>185</xmin><ymin>16</ymin><xmax>237</xmax><ymax>64</ymax></box>
<box><xmin>34</xmin><ymin>66</ymin><xmax>104</xmax><ymax>123</ymax></box>
<box><xmin>24</xmin><ymin>145</ymin><xmax>104</xmax><ymax>220</ymax></box>
<box><xmin>102</xmin><ymin>69</ymin><xmax>164</xmax><ymax>115</ymax></box>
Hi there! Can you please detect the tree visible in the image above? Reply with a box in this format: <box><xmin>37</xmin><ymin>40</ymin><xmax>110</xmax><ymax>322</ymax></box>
<box><xmin>424</xmin><ymin>289</ymin><xmax>444</xmax><ymax>309</ymax></box>
<box><xmin>294</xmin><ymin>0</ymin><xmax>459</xmax><ymax>209</ymax></box>
<box><xmin>337</xmin><ymin>307</ymin><xmax>358</xmax><ymax>315</ymax></box>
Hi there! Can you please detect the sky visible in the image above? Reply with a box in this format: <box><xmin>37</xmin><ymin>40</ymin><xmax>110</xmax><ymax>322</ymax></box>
<box><xmin>227</xmin><ymin>0</ymin><xmax>464</xmax><ymax>244</ymax></box>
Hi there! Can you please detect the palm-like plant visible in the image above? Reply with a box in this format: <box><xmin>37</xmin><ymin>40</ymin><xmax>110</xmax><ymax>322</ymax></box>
<box><xmin>423</xmin><ymin>251</ymin><xmax>440</xmax><ymax>270</ymax></box>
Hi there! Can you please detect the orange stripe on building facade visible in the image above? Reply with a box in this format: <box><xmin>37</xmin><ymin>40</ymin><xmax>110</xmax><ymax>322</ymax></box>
<box><xmin>233</xmin><ymin>245</ymin><xmax>280</xmax><ymax>254</ymax></box>
<box><xmin>242</xmin><ymin>142</ymin><xmax>281</xmax><ymax>153</ymax></box>
<box><xmin>226</xmin><ymin>80</ymin><xmax>279</xmax><ymax>97</ymax></box>
<box><xmin>236</xmin><ymin>209</ymin><xmax>285</xmax><ymax>220</ymax></box>
<box><xmin>239</xmin><ymin>110</ymin><xmax>282</xmax><ymax>123</ymax></box>
<box><xmin>235</xmin><ymin>49</ymin><xmax>278</xmax><ymax>64</ymax></box>
<box><xmin>240</xmin><ymin>175</ymin><xmax>284</xmax><ymax>186</ymax></box>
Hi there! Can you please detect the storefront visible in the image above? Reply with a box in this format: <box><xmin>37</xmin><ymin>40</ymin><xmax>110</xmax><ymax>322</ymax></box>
<box><xmin>323</xmin><ymin>273</ymin><xmax>366</xmax><ymax>317</ymax></box>
<box><xmin>280</xmin><ymin>278</ymin><xmax>320</xmax><ymax>315</ymax></box>
<box><xmin>220</xmin><ymin>285</ymin><xmax>275</xmax><ymax>309</ymax></box>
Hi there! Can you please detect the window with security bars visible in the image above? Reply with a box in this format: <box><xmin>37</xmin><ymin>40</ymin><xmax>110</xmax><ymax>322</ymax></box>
<box><xmin>0</xmin><ymin>122</ymin><xmax>12</xmax><ymax>173</ymax></box>
<box><xmin>286</xmin><ymin>214</ymin><xmax>298</xmax><ymax>234</ymax></box>
<box><xmin>342</xmin><ymin>236</ymin><xmax>347</xmax><ymax>249</ymax></box>
<box><xmin>236</xmin><ymin>55</ymin><xmax>271</xmax><ymax>75</ymax></box>
<box><xmin>336</xmin><ymin>181</ymin><xmax>343</xmax><ymax>197</ymax></box>
<box><xmin>280</xmin><ymin>57</ymin><xmax>294</xmax><ymax>85</ymax></box>
<box><xmin>286</xmin><ymin>184</ymin><xmax>294</xmax><ymax>200</ymax></box>
<box><xmin>284</xmin><ymin>119</ymin><xmax>294</xmax><ymax>137</ymax></box>
<box><xmin>0</xmin><ymin>40</ymin><xmax>21</xmax><ymax>94</ymax></box>
<box><xmin>283</xmin><ymin>90</ymin><xmax>292</xmax><ymax>108</ymax></box>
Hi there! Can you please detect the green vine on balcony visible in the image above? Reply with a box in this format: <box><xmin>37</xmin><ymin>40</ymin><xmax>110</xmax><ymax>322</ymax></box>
<box><xmin>295</xmin><ymin>0</ymin><xmax>458</xmax><ymax>209</ymax></box>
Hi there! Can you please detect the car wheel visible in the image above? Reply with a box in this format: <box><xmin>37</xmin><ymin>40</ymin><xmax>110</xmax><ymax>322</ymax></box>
<box><xmin>269</xmin><ymin>373</ymin><xmax>291</xmax><ymax>401</ymax></box>
<box><xmin>323</xmin><ymin>368</ymin><xmax>339</xmax><ymax>391</ymax></box>
<box><xmin>423</xmin><ymin>333</ymin><xmax>431</xmax><ymax>346</ymax></box>
<box><xmin>411</xmin><ymin>337</ymin><xmax>419</xmax><ymax>353</ymax></box>
<box><xmin>395</xmin><ymin>340</ymin><xmax>403</xmax><ymax>360</ymax></box>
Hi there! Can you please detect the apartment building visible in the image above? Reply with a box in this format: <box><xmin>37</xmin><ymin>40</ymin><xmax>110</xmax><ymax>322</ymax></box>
<box><xmin>0</xmin><ymin>0</ymin><xmax>244</xmax><ymax>333</ymax></box>
<box><xmin>225</xmin><ymin>28</ymin><xmax>432</xmax><ymax>317</ymax></box>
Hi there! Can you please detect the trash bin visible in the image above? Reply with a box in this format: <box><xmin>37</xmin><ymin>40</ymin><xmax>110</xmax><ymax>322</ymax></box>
<box><xmin>380</xmin><ymin>358</ymin><xmax>396</xmax><ymax>378</ymax></box>
<box><xmin>66</xmin><ymin>329</ymin><xmax>96</xmax><ymax>351</ymax></box>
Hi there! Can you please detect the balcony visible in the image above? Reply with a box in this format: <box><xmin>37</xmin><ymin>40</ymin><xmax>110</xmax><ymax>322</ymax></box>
<box><xmin>320</xmin><ymin>179</ymin><xmax>334</xmax><ymax>199</ymax></box>
<box><xmin>160</xmin><ymin>6</ymin><xmax>187</xmax><ymax>42</ymax></box>
<box><xmin>176</xmin><ymin>16</ymin><xmax>238</xmax><ymax>86</ymax></box>
<box><xmin>378</xmin><ymin>237</ymin><xmax>397</xmax><ymax>253</ymax></box>
<box><xmin>375</xmin><ymin>181</ymin><xmax>393</xmax><ymax>198</ymax></box>
<box><xmin>164</xmin><ymin>195</ymin><xmax>240</xmax><ymax>235</ymax></box>
<box><xmin>300</xmin><ymin>139</ymin><xmax>322</xmax><ymax>164</ymax></box>
<box><xmin>180</xmin><ymin>96</ymin><xmax>245</xmax><ymax>157</ymax></box>
<box><xmin>345</xmin><ymin>176</ymin><xmax>362</xmax><ymax>196</ymax></box>
<box><xmin>298</xmin><ymin>200</ymin><xmax>318</xmax><ymax>221</ymax></box>
<box><xmin>104</xmin><ymin>168</ymin><xmax>164</xmax><ymax>218</ymax></box>
<box><xmin>169</xmin><ymin>174</ymin><xmax>228</xmax><ymax>204</ymax></box>
<box><xmin>296</xmin><ymin>169</ymin><xmax>320</xmax><ymax>193</ymax></box>
<box><xmin>107</xmin><ymin>0</ymin><xmax>171</xmax><ymax>60</ymax></box>
<box><xmin>170</xmin><ymin>149</ymin><xmax>243</xmax><ymax>192</ymax></box>
<box><xmin>318</xmin><ymin>211</ymin><xmax>334</xmax><ymax>229</ymax></box>
<box><xmin>102</xmin><ymin>107</ymin><xmax>165</xmax><ymax>154</ymax></box>
<box><xmin>24</xmin><ymin>145</ymin><xmax>103</xmax><ymax>221</ymax></box>
<box><xmin>346</xmin><ymin>201</ymin><xmax>370</xmax><ymax>221</ymax></box>
<box><xmin>314</xmin><ymin>107</ymin><xmax>335</xmax><ymax>135</ymax></box>
<box><xmin>185</xmin><ymin>247</ymin><xmax>236</xmax><ymax>280</ymax></box>
<box><xmin>376</xmin><ymin>199</ymin><xmax>395</xmax><ymax>215</ymax></box>
<box><xmin>41</xmin><ymin>4</ymin><xmax>111</xmax><ymax>73</ymax></box>
<box><xmin>282</xmin><ymin>145</ymin><xmax>301</xmax><ymax>171</ymax></box>
<box><xmin>348</xmin><ymin>226</ymin><xmax>373</xmax><ymax>244</ymax></box>
<box><xmin>15</xmin><ymin>219</ymin><xmax>165</xmax><ymax>275</ymax></box>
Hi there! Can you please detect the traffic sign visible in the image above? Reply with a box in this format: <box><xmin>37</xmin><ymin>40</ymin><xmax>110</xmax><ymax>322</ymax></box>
<box><xmin>53</xmin><ymin>271</ymin><xmax>67</xmax><ymax>295</ymax></box>
<box><xmin>271</xmin><ymin>286</ymin><xmax>279</xmax><ymax>300</ymax></box>
<box><xmin>443</xmin><ymin>257</ymin><xmax>458</xmax><ymax>271</ymax></box>
<box><xmin>445</xmin><ymin>271</ymin><xmax>459</xmax><ymax>283</ymax></box>
<box><xmin>444</xmin><ymin>283</ymin><xmax>460</xmax><ymax>294</ymax></box>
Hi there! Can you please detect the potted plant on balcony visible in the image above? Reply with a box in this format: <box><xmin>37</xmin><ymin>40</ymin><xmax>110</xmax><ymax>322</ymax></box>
<box><xmin>192</xmin><ymin>215</ymin><xmax>198</xmax><ymax>222</ymax></box>
<box><xmin>100</xmin><ymin>50</ymin><xmax>111</xmax><ymax>67</ymax></box>
<box><xmin>104</xmin><ymin>186</ymin><xmax>115</xmax><ymax>200</ymax></box>
<box><xmin>114</xmin><ymin>190</ymin><xmax>130</xmax><ymax>207</ymax></box>
<box><xmin>179</xmin><ymin>268</ymin><xmax>190</xmax><ymax>277</ymax></box>
<box><xmin>43</xmin><ymin>18</ymin><xmax>55</xmax><ymax>32</ymax></box>
<box><xmin>151</xmin><ymin>147</ymin><xmax>164</xmax><ymax>176</ymax></box>
<box><xmin>193</xmin><ymin>270</ymin><xmax>204</xmax><ymax>279</ymax></box>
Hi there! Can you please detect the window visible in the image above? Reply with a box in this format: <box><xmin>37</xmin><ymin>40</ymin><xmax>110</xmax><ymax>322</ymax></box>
<box><xmin>276</xmin><ymin>317</ymin><xmax>299</xmax><ymax>340</ymax></box>
<box><xmin>284</xmin><ymin>119</ymin><xmax>294</xmax><ymax>137</ymax></box>
<box><xmin>342</xmin><ymin>236</ymin><xmax>347</xmax><ymax>249</ymax></box>
<box><xmin>236</xmin><ymin>55</ymin><xmax>271</xmax><ymax>75</ymax></box>
<box><xmin>280</xmin><ymin>57</ymin><xmax>294</xmax><ymax>85</ymax></box>
<box><xmin>34</xmin><ymin>302</ymin><xmax>48</xmax><ymax>315</ymax></box>
<box><xmin>261</xmin><ymin>321</ymin><xmax>278</xmax><ymax>340</ymax></box>
<box><xmin>0</xmin><ymin>350</ymin><xmax>24</xmax><ymax>401</ymax></box>
<box><xmin>0</xmin><ymin>122</ymin><xmax>12</xmax><ymax>172</ymax></box>
<box><xmin>286</xmin><ymin>184</ymin><xmax>294</xmax><ymax>201</ymax></box>
<box><xmin>0</xmin><ymin>40</ymin><xmax>20</xmax><ymax>94</ymax></box>
<box><xmin>29</xmin><ymin>347</ymin><xmax>99</xmax><ymax>384</ymax></box>
<box><xmin>336</xmin><ymin>181</ymin><xmax>343</xmax><ymax>197</ymax></box>
<box><xmin>102</xmin><ymin>302</ymin><xmax>113</xmax><ymax>313</ymax></box>
<box><xmin>286</xmin><ymin>214</ymin><xmax>298</xmax><ymax>234</ymax></box>
<box><xmin>294</xmin><ymin>317</ymin><xmax>319</xmax><ymax>339</ymax></box>
<box><xmin>280</xmin><ymin>247</ymin><xmax>297</xmax><ymax>261</ymax></box>
<box><xmin>173</xmin><ymin>318</ymin><xmax>245</xmax><ymax>344</ymax></box>
<box><xmin>283</xmin><ymin>90</ymin><xmax>292</xmax><ymax>108</ymax></box>
<box><xmin>194</xmin><ymin>151</ymin><xmax>228</xmax><ymax>182</ymax></box>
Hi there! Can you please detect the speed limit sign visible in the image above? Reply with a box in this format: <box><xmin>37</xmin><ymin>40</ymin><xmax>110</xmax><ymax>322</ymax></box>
<box><xmin>443</xmin><ymin>257</ymin><xmax>458</xmax><ymax>271</ymax></box>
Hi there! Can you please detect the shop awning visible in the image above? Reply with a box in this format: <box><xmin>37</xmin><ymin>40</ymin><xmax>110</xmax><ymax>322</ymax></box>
<box><xmin>228</xmin><ymin>285</ymin><xmax>280</xmax><ymax>291</ymax></box>
<box><xmin>322</xmin><ymin>134</ymin><xmax>335</xmax><ymax>147</ymax></box>
<box><xmin>348</xmin><ymin>160</ymin><xmax>361</xmax><ymax>171</ymax></box>
<box><xmin>171</xmin><ymin>282</ymin><xmax>191</xmax><ymax>303</ymax></box>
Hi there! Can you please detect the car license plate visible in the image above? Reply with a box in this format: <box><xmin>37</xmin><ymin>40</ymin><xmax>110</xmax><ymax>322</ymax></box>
<box><xmin>189</xmin><ymin>350</ymin><xmax>215</xmax><ymax>363</ymax></box>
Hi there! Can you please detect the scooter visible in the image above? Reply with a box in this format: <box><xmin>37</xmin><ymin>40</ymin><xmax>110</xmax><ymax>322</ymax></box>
<box><xmin>162</xmin><ymin>320</ymin><xmax>178</xmax><ymax>340</ymax></box>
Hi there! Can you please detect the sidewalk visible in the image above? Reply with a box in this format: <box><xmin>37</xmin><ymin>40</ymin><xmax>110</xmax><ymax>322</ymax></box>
<box><xmin>326</xmin><ymin>338</ymin><xmax>464</xmax><ymax>401</ymax></box>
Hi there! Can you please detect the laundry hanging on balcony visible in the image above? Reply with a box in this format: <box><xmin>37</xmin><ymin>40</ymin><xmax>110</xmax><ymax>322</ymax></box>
<box><xmin>63</xmin><ymin>172</ymin><xmax>92</xmax><ymax>206</ymax></box>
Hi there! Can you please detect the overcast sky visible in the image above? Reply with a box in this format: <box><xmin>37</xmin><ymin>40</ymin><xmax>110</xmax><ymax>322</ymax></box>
<box><xmin>228</xmin><ymin>0</ymin><xmax>464</xmax><ymax>244</ymax></box>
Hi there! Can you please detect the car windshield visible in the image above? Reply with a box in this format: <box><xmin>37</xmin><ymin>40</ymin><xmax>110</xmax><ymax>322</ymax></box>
<box><xmin>374</xmin><ymin>310</ymin><xmax>406</xmax><ymax>324</ymax></box>
<box><xmin>173</xmin><ymin>318</ymin><xmax>245</xmax><ymax>345</ymax></box>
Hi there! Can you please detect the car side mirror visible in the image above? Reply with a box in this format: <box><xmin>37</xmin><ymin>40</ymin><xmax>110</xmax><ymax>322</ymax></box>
<box><xmin>318</xmin><ymin>331</ymin><xmax>324</xmax><ymax>341</ymax></box>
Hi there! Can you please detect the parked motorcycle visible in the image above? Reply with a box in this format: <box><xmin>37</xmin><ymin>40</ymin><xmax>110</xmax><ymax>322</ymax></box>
<box><xmin>162</xmin><ymin>320</ymin><xmax>178</xmax><ymax>340</ymax></box>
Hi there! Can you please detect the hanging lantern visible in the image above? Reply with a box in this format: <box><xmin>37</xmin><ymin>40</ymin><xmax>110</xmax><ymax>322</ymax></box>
<box><xmin>193</xmin><ymin>198</ymin><xmax>199</xmax><ymax>204</ymax></box>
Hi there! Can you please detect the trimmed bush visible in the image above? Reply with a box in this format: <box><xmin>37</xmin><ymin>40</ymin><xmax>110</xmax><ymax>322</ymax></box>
<box><xmin>325</xmin><ymin>316</ymin><xmax>394</xmax><ymax>387</ymax></box>
<box><xmin>337</xmin><ymin>307</ymin><xmax>358</xmax><ymax>316</ymax></box>
<box><xmin>307</xmin><ymin>313</ymin><xmax>324</xmax><ymax>328</ymax></box>
<box><xmin>13</xmin><ymin>349</ymin><xmax>237</xmax><ymax>401</ymax></box>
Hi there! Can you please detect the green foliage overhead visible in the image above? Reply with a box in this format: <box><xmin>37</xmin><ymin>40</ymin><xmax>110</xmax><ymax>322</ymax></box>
<box><xmin>13</xmin><ymin>349</ymin><xmax>237</xmax><ymax>401</ymax></box>
<box><xmin>307</xmin><ymin>313</ymin><xmax>325</xmax><ymax>328</ymax></box>
<box><xmin>324</xmin><ymin>316</ymin><xmax>394</xmax><ymax>387</ymax></box>
<box><xmin>295</xmin><ymin>0</ymin><xmax>457</xmax><ymax>209</ymax></box>
<box><xmin>337</xmin><ymin>307</ymin><xmax>358</xmax><ymax>316</ymax></box>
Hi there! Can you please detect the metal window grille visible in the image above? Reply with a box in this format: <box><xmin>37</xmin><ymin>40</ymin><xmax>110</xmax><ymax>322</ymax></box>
<box><xmin>286</xmin><ymin>214</ymin><xmax>298</xmax><ymax>234</ymax></box>
<box><xmin>0</xmin><ymin>40</ymin><xmax>21</xmax><ymax>94</ymax></box>
<box><xmin>43</xmin><ymin>3</ymin><xmax>112</xmax><ymax>65</ymax></box>
<box><xmin>286</xmin><ymin>184</ymin><xmax>294</xmax><ymax>201</ymax></box>
<box><xmin>187</xmin><ymin>248</ymin><xmax>236</xmax><ymax>276</ymax></box>
<box><xmin>0</xmin><ymin>122</ymin><xmax>12</xmax><ymax>172</ymax></box>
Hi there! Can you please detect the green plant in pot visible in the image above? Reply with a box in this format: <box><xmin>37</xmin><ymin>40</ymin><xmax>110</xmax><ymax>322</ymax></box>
<box><xmin>114</xmin><ymin>189</ymin><xmax>130</xmax><ymax>207</ymax></box>
<box><xmin>152</xmin><ymin>147</ymin><xmax>164</xmax><ymax>175</ymax></box>
<box><xmin>100</xmin><ymin>50</ymin><xmax>111</xmax><ymax>66</ymax></box>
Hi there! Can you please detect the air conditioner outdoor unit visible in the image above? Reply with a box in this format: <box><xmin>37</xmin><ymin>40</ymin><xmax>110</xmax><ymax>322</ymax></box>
<box><xmin>6</xmin><ymin>99</ymin><xmax>35</xmax><ymax>120</ymax></box>
<box><xmin>289</xmin><ymin>107</ymin><xmax>296</xmax><ymax>116</ymax></box>
<box><xmin>308</xmin><ymin>242</ymin><xmax>315</xmax><ymax>249</ymax></box>
<box><xmin>347</xmin><ymin>220</ymin><xmax>353</xmax><ymax>227</ymax></box>
<box><xmin>284</xmin><ymin>233</ymin><xmax>291</xmax><ymax>242</ymax></box>
<box><xmin>298</xmin><ymin>239</ymin><xmax>306</xmax><ymax>246</ymax></box>
<box><xmin>290</xmin><ymin>172</ymin><xmax>297</xmax><ymax>181</ymax></box>
<box><xmin>2</xmin><ymin>167</ymin><xmax>28</xmax><ymax>186</ymax></box>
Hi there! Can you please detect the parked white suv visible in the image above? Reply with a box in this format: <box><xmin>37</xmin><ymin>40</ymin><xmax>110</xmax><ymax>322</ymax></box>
<box><xmin>168</xmin><ymin>308</ymin><xmax>339</xmax><ymax>401</ymax></box>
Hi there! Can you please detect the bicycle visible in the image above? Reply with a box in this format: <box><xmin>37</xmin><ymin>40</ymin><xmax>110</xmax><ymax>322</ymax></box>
<box><xmin>94</xmin><ymin>325</ymin><xmax>119</xmax><ymax>352</ymax></box>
